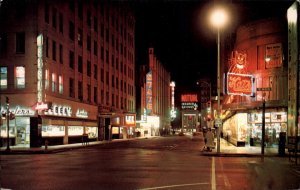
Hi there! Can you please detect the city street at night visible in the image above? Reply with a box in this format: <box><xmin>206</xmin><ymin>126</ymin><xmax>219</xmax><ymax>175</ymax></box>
<box><xmin>1</xmin><ymin>136</ymin><xmax>300</xmax><ymax>190</ymax></box>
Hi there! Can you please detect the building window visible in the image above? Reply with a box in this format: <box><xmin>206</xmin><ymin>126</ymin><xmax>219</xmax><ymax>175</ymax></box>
<box><xmin>101</xmin><ymin>90</ymin><xmax>104</xmax><ymax>104</ymax></box>
<box><xmin>106</xmin><ymin>71</ymin><xmax>109</xmax><ymax>85</ymax></box>
<box><xmin>112</xmin><ymin>94</ymin><xmax>115</xmax><ymax>106</ymax></box>
<box><xmin>59</xmin><ymin>44</ymin><xmax>63</xmax><ymax>64</ymax></box>
<box><xmin>101</xmin><ymin>46</ymin><xmax>104</xmax><ymax>60</ymax></box>
<box><xmin>52</xmin><ymin>73</ymin><xmax>56</xmax><ymax>92</ymax></box>
<box><xmin>112</xmin><ymin>54</ymin><xmax>115</xmax><ymax>67</ymax></box>
<box><xmin>87</xmin><ymin>84</ymin><xmax>91</xmax><ymax>102</ymax></box>
<box><xmin>116</xmin><ymin>77</ymin><xmax>119</xmax><ymax>89</ymax></box>
<box><xmin>78</xmin><ymin>1</ymin><xmax>83</xmax><ymax>19</ymax></box>
<box><xmin>69</xmin><ymin>1</ymin><xmax>75</xmax><ymax>12</ymax></box>
<box><xmin>69</xmin><ymin>50</ymin><xmax>74</xmax><ymax>69</ymax></box>
<box><xmin>52</xmin><ymin>7</ymin><xmax>57</xmax><ymax>29</ymax></box>
<box><xmin>94</xmin><ymin>40</ymin><xmax>97</xmax><ymax>56</ymax></box>
<box><xmin>0</xmin><ymin>66</ymin><xmax>8</xmax><ymax>89</ymax></box>
<box><xmin>116</xmin><ymin>58</ymin><xmax>119</xmax><ymax>70</ymax></box>
<box><xmin>111</xmin><ymin>75</ymin><xmax>114</xmax><ymax>87</ymax></box>
<box><xmin>69</xmin><ymin>78</ymin><xmax>74</xmax><ymax>98</ymax></box>
<box><xmin>44</xmin><ymin>3</ymin><xmax>49</xmax><ymax>24</ymax></box>
<box><xmin>46</xmin><ymin>37</ymin><xmax>49</xmax><ymax>57</ymax></box>
<box><xmin>0</xmin><ymin>33</ymin><xmax>7</xmax><ymax>55</ymax></box>
<box><xmin>87</xmin><ymin>60</ymin><xmax>91</xmax><ymax>77</ymax></box>
<box><xmin>52</xmin><ymin>40</ymin><xmax>56</xmax><ymax>61</ymax></box>
<box><xmin>112</xmin><ymin>34</ymin><xmax>114</xmax><ymax>47</ymax></box>
<box><xmin>59</xmin><ymin>12</ymin><xmax>63</xmax><ymax>33</ymax></box>
<box><xmin>106</xmin><ymin>91</ymin><xmax>109</xmax><ymax>105</ymax></box>
<box><xmin>106</xmin><ymin>50</ymin><xmax>109</xmax><ymax>64</ymax></box>
<box><xmin>101</xmin><ymin>69</ymin><xmax>104</xmax><ymax>82</ymax></box>
<box><xmin>101</xmin><ymin>23</ymin><xmax>104</xmax><ymax>38</ymax></box>
<box><xmin>94</xmin><ymin>17</ymin><xmax>98</xmax><ymax>32</ymax></box>
<box><xmin>45</xmin><ymin>69</ymin><xmax>49</xmax><ymax>90</ymax></box>
<box><xmin>116</xmin><ymin>95</ymin><xmax>119</xmax><ymax>108</ymax></box>
<box><xmin>78</xmin><ymin>55</ymin><xmax>83</xmax><ymax>73</ymax></box>
<box><xmin>87</xmin><ymin>10</ymin><xmax>91</xmax><ymax>27</ymax></box>
<box><xmin>94</xmin><ymin>86</ymin><xmax>97</xmax><ymax>103</ymax></box>
<box><xmin>59</xmin><ymin>75</ymin><xmax>63</xmax><ymax>94</ymax></box>
<box><xmin>15</xmin><ymin>66</ymin><xmax>25</xmax><ymax>89</ymax></box>
<box><xmin>105</xmin><ymin>28</ymin><xmax>109</xmax><ymax>43</ymax></box>
<box><xmin>124</xmin><ymin>82</ymin><xmax>127</xmax><ymax>93</ymax></box>
<box><xmin>69</xmin><ymin>21</ymin><xmax>75</xmax><ymax>41</ymax></box>
<box><xmin>87</xmin><ymin>35</ymin><xmax>91</xmax><ymax>51</ymax></box>
<box><xmin>78</xmin><ymin>81</ymin><xmax>83</xmax><ymax>101</ymax></box>
<box><xmin>94</xmin><ymin>64</ymin><xmax>97</xmax><ymax>80</ymax></box>
<box><xmin>16</xmin><ymin>32</ymin><xmax>25</xmax><ymax>54</ymax></box>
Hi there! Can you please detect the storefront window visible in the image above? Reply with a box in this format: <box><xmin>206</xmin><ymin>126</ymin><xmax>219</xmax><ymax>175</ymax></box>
<box><xmin>85</xmin><ymin>126</ymin><xmax>98</xmax><ymax>138</ymax></box>
<box><xmin>0</xmin><ymin>66</ymin><xmax>7</xmax><ymax>89</ymax></box>
<box><xmin>42</xmin><ymin>125</ymin><xmax>65</xmax><ymax>137</ymax></box>
<box><xmin>68</xmin><ymin>126</ymin><xmax>83</xmax><ymax>136</ymax></box>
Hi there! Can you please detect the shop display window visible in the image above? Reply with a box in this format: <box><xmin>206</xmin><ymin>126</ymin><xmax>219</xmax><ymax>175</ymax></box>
<box><xmin>68</xmin><ymin>126</ymin><xmax>83</xmax><ymax>136</ymax></box>
<box><xmin>86</xmin><ymin>126</ymin><xmax>98</xmax><ymax>138</ymax></box>
<box><xmin>42</xmin><ymin>125</ymin><xmax>65</xmax><ymax>137</ymax></box>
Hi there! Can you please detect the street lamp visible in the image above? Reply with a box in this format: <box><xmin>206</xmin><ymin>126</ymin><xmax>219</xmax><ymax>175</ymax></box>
<box><xmin>210</xmin><ymin>7</ymin><xmax>228</xmax><ymax>154</ymax></box>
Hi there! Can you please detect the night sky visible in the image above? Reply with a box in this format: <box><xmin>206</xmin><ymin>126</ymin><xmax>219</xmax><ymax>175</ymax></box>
<box><xmin>134</xmin><ymin>0</ymin><xmax>294</xmax><ymax>87</ymax></box>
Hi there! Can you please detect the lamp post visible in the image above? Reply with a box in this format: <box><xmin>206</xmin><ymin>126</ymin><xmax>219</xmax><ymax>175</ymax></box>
<box><xmin>210</xmin><ymin>7</ymin><xmax>228</xmax><ymax>154</ymax></box>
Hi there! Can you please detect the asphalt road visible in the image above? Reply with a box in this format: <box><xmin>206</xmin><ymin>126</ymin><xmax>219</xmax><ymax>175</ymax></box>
<box><xmin>0</xmin><ymin>136</ymin><xmax>299</xmax><ymax>190</ymax></box>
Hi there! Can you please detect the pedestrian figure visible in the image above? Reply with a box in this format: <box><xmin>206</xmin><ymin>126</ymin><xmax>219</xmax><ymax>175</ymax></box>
<box><xmin>205</xmin><ymin>128</ymin><xmax>215</xmax><ymax>151</ymax></box>
<box><xmin>82</xmin><ymin>132</ymin><xmax>88</xmax><ymax>146</ymax></box>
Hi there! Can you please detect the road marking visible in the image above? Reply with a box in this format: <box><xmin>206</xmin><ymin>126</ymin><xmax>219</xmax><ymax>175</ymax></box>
<box><xmin>212</xmin><ymin>157</ymin><xmax>216</xmax><ymax>190</ymax></box>
<box><xmin>139</xmin><ymin>182</ymin><xmax>209</xmax><ymax>190</ymax></box>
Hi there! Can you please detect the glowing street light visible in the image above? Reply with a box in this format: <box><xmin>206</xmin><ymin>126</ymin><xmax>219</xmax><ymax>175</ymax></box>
<box><xmin>210</xmin><ymin>7</ymin><xmax>228</xmax><ymax>154</ymax></box>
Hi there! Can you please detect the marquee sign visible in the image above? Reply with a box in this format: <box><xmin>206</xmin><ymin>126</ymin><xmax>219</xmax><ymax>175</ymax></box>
<box><xmin>181</xmin><ymin>94</ymin><xmax>198</xmax><ymax>110</ymax></box>
<box><xmin>227</xmin><ymin>73</ymin><xmax>254</xmax><ymax>96</ymax></box>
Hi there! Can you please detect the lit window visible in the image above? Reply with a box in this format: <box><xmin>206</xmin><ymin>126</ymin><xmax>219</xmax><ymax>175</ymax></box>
<box><xmin>59</xmin><ymin>75</ymin><xmax>63</xmax><ymax>94</ymax></box>
<box><xmin>52</xmin><ymin>73</ymin><xmax>56</xmax><ymax>92</ymax></box>
<box><xmin>45</xmin><ymin>69</ymin><xmax>49</xmax><ymax>90</ymax></box>
<box><xmin>0</xmin><ymin>66</ymin><xmax>8</xmax><ymax>89</ymax></box>
<box><xmin>16</xmin><ymin>66</ymin><xmax>25</xmax><ymax>89</ymax></box>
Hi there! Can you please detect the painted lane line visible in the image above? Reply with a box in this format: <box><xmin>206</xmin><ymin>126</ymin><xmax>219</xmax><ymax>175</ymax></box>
<box><xmin>212</xmin><ymin>157</ymin><xmax>216</xmax><ymax>190</ymax></box>
<box><xmin>139</xmin><ymin>182</ymin><xmax>210</xmax><ymax>190</ymax></box>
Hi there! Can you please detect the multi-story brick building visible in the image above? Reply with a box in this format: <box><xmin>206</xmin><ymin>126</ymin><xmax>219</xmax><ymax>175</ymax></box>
<box><xmin>221</xmin><ymin>17</ymin><xmax>288</xmax><ymax>147</ymax></box>
<box><xmin>136</xmin><ymin>48</ymin><xmax>171</xmax><ymax>137</ymax></box>
<box><xmin>0</xmin><ymin>0</ymin><xmax>136</xmax><ymax>147</ymax></box>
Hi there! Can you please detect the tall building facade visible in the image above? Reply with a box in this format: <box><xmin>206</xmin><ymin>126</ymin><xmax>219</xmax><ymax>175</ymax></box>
<box><xmin>221</xmin><ymin>17</ymin><xmax>288</xmax><ymax>147</ymax></box>
<box><xmin>136</xmin><ymin>48</ymin><xmax>171</xmax><ymax>137</ymax></box>
<box><xmin>0</xmin><ymin>0</ymin><xmax>136</xmax><ymax>147</ymax></box>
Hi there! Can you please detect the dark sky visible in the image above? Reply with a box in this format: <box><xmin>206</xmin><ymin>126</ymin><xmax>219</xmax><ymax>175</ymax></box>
<box><xmin>134</xmin><ymin>0</ymin><xmax>294</xmax><ymax>87</ymax></box>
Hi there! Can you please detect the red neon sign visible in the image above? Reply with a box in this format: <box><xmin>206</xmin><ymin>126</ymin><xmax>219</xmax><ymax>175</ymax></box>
<box><xmin>227</xmin><ymin>73</ymin><xmax>253</xmax><ymax>96</ymax></box>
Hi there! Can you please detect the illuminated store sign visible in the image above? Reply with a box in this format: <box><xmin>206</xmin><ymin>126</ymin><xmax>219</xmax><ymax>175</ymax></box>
<box><xmin>181</xmin><ymin>94</ymin><xmax>198</xmax><ymax>102</ymax></box>
<box><xmin>0</xmin><ymin>106</ymin><xmax>35</xmax><ymax>116</ymax></box>
<box><xmin>170</xmin><ymin>81</ymin><xmax>176</xmax><ymax>120</ymax></box>
<box><xmin>146</xmin><ymin>71</ymin><xmax>153</xmax><ymax>114</ymax></box>
<box><xmin>76</xmin><ymin>109</ymin><xmax>88</xmax><ymax>118</ymax></box>
<box><xmin>37</xmin><ymin>34</ymin><xmax>44</xmax><ymax>103</ymax></box>
<box><xmin>44</xmin><ymin>104</ymin><xmax>72</xmax><ymax>117</ymax></box>
<box><xmin>33</xmin><ymin>102</ymin><xmax>49</xmax><ymax>111</ymax></box>
<box><xmin>227</xmin><ymin>73</ymin><xmax>254</xmax><ymax>96</ymax></box>
<box><xmin>181</xmin><ymin>102</ymin><xmax>198</xmax><ymax>110</ymax></box>
<box><xmin>112</xmin><ymin>117</ymin><xmax>121</xmax><ymax>125</ymax></box>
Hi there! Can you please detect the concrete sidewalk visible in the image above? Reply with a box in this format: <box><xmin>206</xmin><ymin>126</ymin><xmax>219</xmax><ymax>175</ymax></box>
<box><xmin>0</xmin><ymin>138</ymin><xmax>141</xmax><ymax>155</ymax></box>
<box><xmin>201</xmin><ymin>138</ymin><xmax>283</xmax><ymax>157</ymax></box>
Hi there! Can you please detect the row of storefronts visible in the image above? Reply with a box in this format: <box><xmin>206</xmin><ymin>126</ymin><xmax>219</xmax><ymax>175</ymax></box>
<box><xmin>222</xmin><ymin>109</ymin><xmax>287</xmax><ymax>147</ymax></box>
<box><xmin>0</xmin><ymin>96</ymin><xmax>136</xmax><ymax>147</ymax></box>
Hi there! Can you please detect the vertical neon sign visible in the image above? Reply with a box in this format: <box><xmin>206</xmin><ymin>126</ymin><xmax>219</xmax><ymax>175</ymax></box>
<box><xmin>146</xmin><ymin>71</ymin><xmax>152</xmax><ymax>114</ymax></box>
<box><xmin>37</xmin><ymin>34</ymin><xmax>43</xmax><ymax>103</ymax></box>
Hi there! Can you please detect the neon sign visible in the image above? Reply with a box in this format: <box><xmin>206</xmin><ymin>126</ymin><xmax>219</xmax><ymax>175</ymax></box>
<box><xmin>227</xmin><ymin>73</ymin><xmax>254</xmax><ymax>96</ymax></box>
<box><xmin>44</xmin><ymin>104</ymin><xmax>72</xmax><ymax>117</ymax></box>
<box><xmin>37</xmin><ymin>34</ymin><xmax>43</xmax><ymax>103</ymax></box>
<box><xmin>146</xmin><ymin>71</ymin><xmax>153</xmax><ymax>114</ymax></box>
<box><xmin>181</xmin><ymin>94</ymin><xmax>198</xmax><ymax>102</ymax></box>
